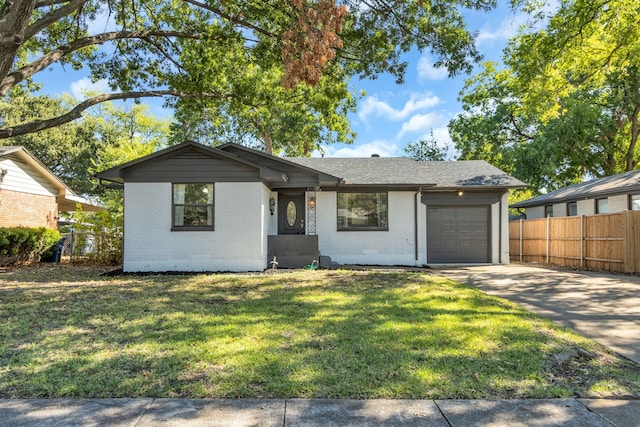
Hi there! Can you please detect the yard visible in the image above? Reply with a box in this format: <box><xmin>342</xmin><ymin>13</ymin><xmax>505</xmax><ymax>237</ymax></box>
<box><xmin>0</xmin><ymin>264</ymin><xmax>638</xmax><ymax>399</ymax></box>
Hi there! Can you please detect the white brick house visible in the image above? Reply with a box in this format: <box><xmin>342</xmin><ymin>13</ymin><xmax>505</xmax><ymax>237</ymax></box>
<box><xmin>96</xmin><ymin>141</ymin><xmax>524</xmax><ymax>272</ymax></box>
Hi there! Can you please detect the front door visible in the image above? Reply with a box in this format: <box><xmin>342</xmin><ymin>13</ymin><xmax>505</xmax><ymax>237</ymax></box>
<box><xmin>278</xmin><ymin>193</ymin><xmax>305</xmax><ymax>234</ymax></box>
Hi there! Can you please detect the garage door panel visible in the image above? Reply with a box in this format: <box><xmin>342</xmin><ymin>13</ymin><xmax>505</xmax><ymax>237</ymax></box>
<box><xmin>427</xmin><ymin>206</ymin><xmax>490</xmax><ymax>263</ymax></box>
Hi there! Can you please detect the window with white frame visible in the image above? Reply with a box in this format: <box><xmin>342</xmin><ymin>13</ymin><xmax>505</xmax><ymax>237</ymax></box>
<box><xmin>337</xmin><ymin>192</ymin><xmax>388</xmax><ymax>230</ymax></box>
<box><xmin>596</xmin><ymin>198</ymin><xmax>608</xmax><ymax>214</ymax></box>
<box><xmin>172</xmin><ymin>183</ymin><xmax>214</xmax><ymax>230</ymax></box>
<box><xmin>630</xmin><ymin>194</ymin><xmax>640</xmax><ymax>211</ymax></box>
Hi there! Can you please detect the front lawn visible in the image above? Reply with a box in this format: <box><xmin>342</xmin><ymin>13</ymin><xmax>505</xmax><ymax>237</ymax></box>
<box><xmin>0</xmin><ymin>264</ymin><xmax>638</xmax><ymax>398</ymax></box>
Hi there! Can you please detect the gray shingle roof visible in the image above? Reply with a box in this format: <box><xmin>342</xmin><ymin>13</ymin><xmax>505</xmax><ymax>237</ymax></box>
<box><xmin>287</xmin><ymin>157</ymin><xmax>524</xmax><ymax>188</ymax></box>
<box><xmin>511</xmin><ymin>169</ymin><xmax>640</xmax><ymax>208</ymax></box>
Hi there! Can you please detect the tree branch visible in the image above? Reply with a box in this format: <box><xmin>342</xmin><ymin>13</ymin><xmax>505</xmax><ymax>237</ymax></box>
<box><xmin>25</xmin><ymin>0</ymin><xmax>87</xmax><ymax>41</ymax></box>
<box><xmin>181</xmin><ymin>0</ymin><xmax>276</xmax><ymax>38</ymax></box>
<box><xmin>0</xmin><ymin>90</ymin><xmax>236</xmax><ymax>138</ymax></box>
<box><xmin>0</xmin><ymin>29</ymin><xmax>203</xmax><ymax>96</ymax></box>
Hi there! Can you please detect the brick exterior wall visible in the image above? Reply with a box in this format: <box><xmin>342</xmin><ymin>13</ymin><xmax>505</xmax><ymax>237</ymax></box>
<box><xmin>0</xmin><ymin>189</ymin><xmax>58</xmax><ymax>229</ymax></box>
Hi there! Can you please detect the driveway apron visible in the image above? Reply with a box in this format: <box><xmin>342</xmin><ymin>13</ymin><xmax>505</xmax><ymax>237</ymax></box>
<box><xmin>435</xmin><ymin>264</ymin><xmax>640</xmax><ymax>364</ymax></box>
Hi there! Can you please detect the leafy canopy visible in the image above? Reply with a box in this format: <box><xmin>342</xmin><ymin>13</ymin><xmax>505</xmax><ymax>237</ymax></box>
<box><xmin>1</xmin><ymin>0</ymin><xmax>496</xmax><ymax>154</ymax></box>
<box><xmin>450</xmin><ymin>0</ymin><xmax>640</xmax><ymax>193</ymax></box>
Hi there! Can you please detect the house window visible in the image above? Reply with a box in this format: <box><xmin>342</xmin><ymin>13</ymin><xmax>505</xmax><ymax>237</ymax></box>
<box><xmin>172</xmin><ymin>183</ymin><xmax>214</xmax><ymax>230</ymax></box>
<box><xmin>337</xmin><ymin>192</ymin><xmax>388</xmax><ymax>230</ymax></box>
<box><xmin>567</xmin><ymin>202</ymin><xmax>577</xmax><ymax>216</ymax></box>
<box><xmin>596</xmin><ymin>198</ymin><xmax>608</xmax><ymax>214</ymax></box>
<box><xmin>630</xmin><ymin>194</ymin><xmax>640</xmax><ymax>211</ymax></box>
<box><xmin>544</xmin><ymin>205</ymin><xmax>553</xmax><ymax>217</ymax></box>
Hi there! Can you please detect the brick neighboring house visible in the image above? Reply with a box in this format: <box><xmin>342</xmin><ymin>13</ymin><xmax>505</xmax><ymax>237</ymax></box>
<box><xmin>0</xmin><ymin>146</ymin><xmax>102</xmax><ymax>229</ymax></box>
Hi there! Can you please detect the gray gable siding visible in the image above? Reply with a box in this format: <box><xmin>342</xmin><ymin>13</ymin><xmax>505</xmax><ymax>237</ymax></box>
<box><xmin>96</xmin><ymin>141</ymin><xmax>523</xmax><ymax>191</ymax></box>
<box><xmin>219</xmin><ymin>144</ymin><xmax>339</xmax><ymax>188</ymax></box>
<box><xmin>121</xmin><ymin>148</ymin><xmax>261</xmax><ymax>183</ymax></box>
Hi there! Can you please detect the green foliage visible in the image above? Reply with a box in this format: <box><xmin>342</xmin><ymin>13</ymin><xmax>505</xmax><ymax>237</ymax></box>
<box><xmin>66</xmin><ymin>204</ymin><xmax>122</xmax><ymax>265</ymax></box>
<box><xmin>0</xmin><ymin>92</ymin><xmax>102</xmax><ymax>194</ymax></box>
<box><xmin>404</xmin><ymin>131</ymin><xmax>449</xmax><ymax>161</ymax></box>
<box><xmin>450</xmin><ymin>0</ymin><xmax>640</xmax><ymax>194</ymax></box>
<box><xmin>0</xmin><ymin>227</ymin><xmax>61</xmax><ymax>265</ymax></box>
<box><xmin>2</xmin><ymin>0</ymin><xmax>497</xmax><ymax>155</ymax></box>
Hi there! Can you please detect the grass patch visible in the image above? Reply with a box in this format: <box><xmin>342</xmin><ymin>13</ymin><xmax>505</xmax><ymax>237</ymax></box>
<box><xmin>1</xmin><ymin>264</ymin><xmax>638</xmax><ymax>398</ymax></box>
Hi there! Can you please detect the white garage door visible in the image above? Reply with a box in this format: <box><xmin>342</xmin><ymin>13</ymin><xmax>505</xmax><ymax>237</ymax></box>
<box><xmin>427</xmin><ymin>206</ymin><xmax>490</xmax><ymax>263</ymax></box>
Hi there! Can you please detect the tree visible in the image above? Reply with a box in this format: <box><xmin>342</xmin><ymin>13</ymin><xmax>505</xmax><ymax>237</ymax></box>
<box><xmin>170</xmin><ymin>61</ymin><xmax>358</xmax><ymax>155</ymax></box>
<box><xmin>450</xmin><ymin>0</ymin><xmax>640</xmax><ymax>193</ymax></box>
<box><xmin>0</xmin><ymin>88</ymin><xmax>101</xmax><ymax>194</ymax></box>
<box><xmin>0</xmin><ymin>89</ymin><xmax>169</xmax><ymax>195</ymax></box>
<box><xmin>1</xmin><ymin>0</ymin><xmax>496</xmax><ymax>152</ymax></box>
<box><xmin>404</xmin><ymin>131</ymin><xmax>449</xmax><ymax>161</ymax></box>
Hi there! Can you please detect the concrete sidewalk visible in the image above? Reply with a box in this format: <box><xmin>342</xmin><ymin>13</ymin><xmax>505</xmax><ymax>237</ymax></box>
<box><xmin>1</xmin><ymin>397</ymin><xmax>639</xmax><ymax>426</ymax></box>
<box><xmin>435</xmin><ymin>264</ymin><xmax>640</xmax><ymax>365</ymax></box>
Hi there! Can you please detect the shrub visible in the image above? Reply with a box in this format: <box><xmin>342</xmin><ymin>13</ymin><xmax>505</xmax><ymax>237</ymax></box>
<box><xmin>0</xmin><ymin>227</ymin><xmax>61</xmax><ymax>266</ymax></box>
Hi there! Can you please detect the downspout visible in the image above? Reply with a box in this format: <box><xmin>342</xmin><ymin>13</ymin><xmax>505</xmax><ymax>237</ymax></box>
<box><xmin>499</xmin><ymin>193</ymin><xmax>502</xmax><ymax>263</ymax></box>
<box><xmin>415</xmin><ymin>187</ymin><xmax>422</xmax><ymax>262</ymax></box>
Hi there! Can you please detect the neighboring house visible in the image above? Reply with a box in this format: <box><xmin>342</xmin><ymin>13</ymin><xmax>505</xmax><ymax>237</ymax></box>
<box><xmin>511</xmin><ymin>169</ymin><xmax>640</xmax><ymax>219</ymax></box>
<box><xmin>0</xmin><ymin>146</ymin><xmax>102</xmax><ymax>229</ymax></box>
<box><xmin>95</xmin><ymin>141</ymin><xmax>524</xmax><ymax>272</ymax></box>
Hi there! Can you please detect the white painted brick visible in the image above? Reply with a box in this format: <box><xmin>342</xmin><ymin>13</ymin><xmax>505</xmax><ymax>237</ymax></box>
<box><xmin>316</xmin><ymin>191</ymin><xmax>419</xmax><ymax>266</ymax></box>
<box><xmin>123</xmin><ymin>182</ymin><xmax>269</xmax><ymax>272</ymax></box>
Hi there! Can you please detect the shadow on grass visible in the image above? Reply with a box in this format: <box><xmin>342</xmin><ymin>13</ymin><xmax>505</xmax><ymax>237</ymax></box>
<box><xmin>0</xmin><ymin>268</ymin><xmax>597</xmax><ymax>399</ymax></box>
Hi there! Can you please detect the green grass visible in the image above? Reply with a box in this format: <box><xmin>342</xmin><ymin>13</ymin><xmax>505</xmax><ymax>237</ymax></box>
<box><xmin>0</xmin><ymin>264</ymin><xmax>638</xmax><ymax>399</ymax></box>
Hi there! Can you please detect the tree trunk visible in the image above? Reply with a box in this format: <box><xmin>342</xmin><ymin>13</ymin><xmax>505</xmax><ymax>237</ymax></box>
<box><xmin>263</xmin><ymin>131</ymin><xmax>273</xmax><ymax>155</ymax></box>
<box><xmin>0</xmin><ymin>0</ymin><xmax>37</xmax><ymax>84</ymax></box>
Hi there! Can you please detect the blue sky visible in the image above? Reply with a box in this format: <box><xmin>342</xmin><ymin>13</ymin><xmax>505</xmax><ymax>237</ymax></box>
<box><xmin>33</xmin><ymin>3</ymin><xmax>528</xmax><ymax>159</ymax></box>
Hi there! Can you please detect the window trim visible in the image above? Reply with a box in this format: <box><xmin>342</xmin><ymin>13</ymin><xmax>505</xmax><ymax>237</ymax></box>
<box><xmin>171</xmin><ymin>183</ymin><xmax>215</xmax><ymax>231</ymax></box>
<box><xmin>337</xmin><ymin>191</ymin><xmax>389</xmax><ymax>231</ymax></box>
<box><xmin>630</xmin><ymin>194</ymin><xmax>640</xmax><ymax>211</ymax></box>
<box><xmin>567</xmin><ymin>202</ymin><xmax>577</xmax><ymax>216</ymax></box>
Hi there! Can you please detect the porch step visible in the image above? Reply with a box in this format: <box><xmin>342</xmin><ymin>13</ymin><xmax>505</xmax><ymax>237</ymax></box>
<box><xmin>267</xmin><ymin>235</ymin><xmax>318</xmax><ymax>269</ymax></box>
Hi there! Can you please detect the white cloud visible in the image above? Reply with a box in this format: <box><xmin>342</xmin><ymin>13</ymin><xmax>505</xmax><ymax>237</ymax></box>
<box><xmin>313</xmin><ymin>140</ymin><xmax>401</xmax><ymax>158</ymax></box>
<box><xmin>476</xmin><ymin>13</ymin><xmax>530</xmax><ymax>47</ymax></box>
<box><xmin>417</xmin><ymin>55</ymin><xmax>448</xmax><ymax>81</ymax></box>
<box><xmin>398</xmin><ymin>112</ymin><xmax>445</xmax><ymax>139</ymax></box>
<box><xmin>70</xmin><ymin>77</ymin><xmax>111</xmax><ymax>99</ymax></box>
<box><xmin>358</xmin><ymin>92</ymin><xmax>441</xmax><ymax>122</ymax></box>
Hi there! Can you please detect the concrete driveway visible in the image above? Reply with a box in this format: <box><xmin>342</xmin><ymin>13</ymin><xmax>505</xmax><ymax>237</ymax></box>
<box><xmin>435</xmin><ymin>264</ymin><xmax>640</xmax><ymax>364</ymax></box>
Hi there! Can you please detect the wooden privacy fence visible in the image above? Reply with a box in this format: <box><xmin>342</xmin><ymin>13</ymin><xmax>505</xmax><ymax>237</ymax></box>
<box><xmin>509</xmin><ymin>211</ymin><xmax>640</xmax><ymax>273</ymax></box>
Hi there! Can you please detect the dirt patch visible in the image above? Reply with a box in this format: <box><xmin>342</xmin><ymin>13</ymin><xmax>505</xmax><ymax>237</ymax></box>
<box><xmin>546</xmin><ymin>347</ymin><xmax>640</xmax><ymax>399</ymax></box>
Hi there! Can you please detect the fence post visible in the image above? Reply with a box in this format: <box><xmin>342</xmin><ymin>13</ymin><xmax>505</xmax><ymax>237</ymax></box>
<box><xmin>623</xmin><ymin>210</ymin><xmax>640</xmax><ymax>273</ymax></box>
<box><xmin>546</xmin><ymin>215</ymin><xmax>550</xmax><ymax>264</ymax></box>
<box><xmin>580</xmin><ymin>215</ymin><xmax>584</xmax><ymax>268</ymax></box>
<box><xmin>519</xmin><ymin>218</ymin><xmax>523</xmax><ymax>262</ymax></box>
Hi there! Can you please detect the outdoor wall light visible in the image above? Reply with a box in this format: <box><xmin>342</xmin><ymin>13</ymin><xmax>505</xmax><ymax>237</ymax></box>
<box><xmin>269</xmin><ymin>197</ymin><xmax>276</xmax><ymax>215</ymax></box>
<box><xmin>457</xmin><ymin>190</ymin><xmax>464</xmax><ymax>196</ymax></box>
<box><xmin>308</xmin><ymin>195</ymin><xmax>316</xmax><ymax>208</ymax></box>
<box><xmin>0</xmin><ymin>168</ymin><xmax>7</xmax><ymax>183</ymax></box>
